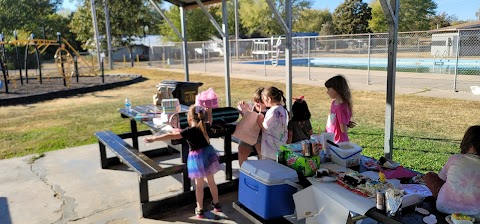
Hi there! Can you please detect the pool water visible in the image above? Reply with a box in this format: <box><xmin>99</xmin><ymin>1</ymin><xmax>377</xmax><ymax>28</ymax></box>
<box><xmin>240</xmin><ymin>58</ymin><xmax>480</xmax><ymax>74</ymax></box>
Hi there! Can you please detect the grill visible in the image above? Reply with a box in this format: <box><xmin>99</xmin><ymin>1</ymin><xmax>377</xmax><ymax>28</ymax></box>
<box><xmin>169</xmin><ymin>107</ymin><xmax>239</xmax><ymax>138</ymax></box>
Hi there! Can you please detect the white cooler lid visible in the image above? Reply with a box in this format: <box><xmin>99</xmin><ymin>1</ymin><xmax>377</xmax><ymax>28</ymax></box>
<box><xmin>240</xmin><ymin>160</ymin><xmax>298</xmax><ymax>186</ymax></box>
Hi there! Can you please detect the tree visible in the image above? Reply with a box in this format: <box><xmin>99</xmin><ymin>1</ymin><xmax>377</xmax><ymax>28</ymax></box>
<box><xmin>294</xmin><ymin>9</ymin><xmax>332</xmax><ymax>33</ymax></box>
<box><xmin>70</xmin><ymin>0</ymin><xmax>162</xmax><ymax>49</ymax></box>
<box><xmin>239</xmin><ymin>0</ymin><xmax>312</xmax><ymax>36</ymax></box>
<box><xmin>428</xmin><ymin>12</ymin><xmax>455</xmax><ymax>30</ymax></box>
<box><xmin>158</xmin><ymin>6</ymin><xmax>218</xmax><ymax>42</ymax></box>
<box><xmin>319</xmin><ymin>21</ymin><xmax>335</xmax><ymax>50</ymax></box>
<box><xmin>369</xmin><ymin>0</ymin><xmax>437</xmax><ymax>32</ymax></box>
<box><xmin>0</xmin><ymin>0</ymin><xmax>63</xmax><ymax>38</ymax></box>
<box><xmin>332</xmin><ymin>0</ymin><xmax>372</xmax><ymax>34</ymax></box>
<box><xmin>476</xmin><ymin>8</ymin><xmax>480</xmax><ymax>21</ymax></box>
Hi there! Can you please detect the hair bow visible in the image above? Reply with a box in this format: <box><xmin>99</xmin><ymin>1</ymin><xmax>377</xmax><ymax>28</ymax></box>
<box><xmin>293</xmin><ymin>96</ymin><xmax>304</xmax><ymax>101</ymax></box>
<box><xmin>195</xmin><ymin>106</ymin><xmax>205</xmax><ymax>114</ymax></box>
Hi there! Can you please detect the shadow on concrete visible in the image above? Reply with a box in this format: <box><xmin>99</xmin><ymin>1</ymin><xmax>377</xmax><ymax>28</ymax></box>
<box><xmin>0</xmin><ymin>197</ymin><xmax>12</xmax><ymax>224</ymax></box>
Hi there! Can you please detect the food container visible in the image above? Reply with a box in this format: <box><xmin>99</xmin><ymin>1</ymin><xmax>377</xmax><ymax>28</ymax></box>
<box><xmin>329</xmin><ymin>142</ymin><xmax>362</xmax><ymax>167</ymax></box>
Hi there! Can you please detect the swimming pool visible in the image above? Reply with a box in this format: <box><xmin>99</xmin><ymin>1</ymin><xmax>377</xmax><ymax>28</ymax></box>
<box><xmin>240</xmin><ymin>57</ymin><xmax>480</xmax><ymax>74</ymax></box>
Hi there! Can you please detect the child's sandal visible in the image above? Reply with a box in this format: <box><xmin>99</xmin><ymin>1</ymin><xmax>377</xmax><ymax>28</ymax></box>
<box><xmin>211</xmin><ymin>201</ymin><xmax>222</xmax><ymax>212</ymax></box>
<box><xmin>195</xmin><ymin>208</ymin><xmax>205</xmax><ymax>218</ymax></box>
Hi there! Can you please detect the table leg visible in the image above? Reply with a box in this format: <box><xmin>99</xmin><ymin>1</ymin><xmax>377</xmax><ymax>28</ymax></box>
<box><xmin>181</xmin><ymin>141</ymin><xmax>191</xmax><ymax>192</ymax></box>
<box><xmin>130</xmin><ymin>119</ymin><xmax>139</xmax><ymax>149</ymax></box>
<box><xmin>224</xmin><ymin>134</ymin><xmax>232</xmax><ymax>181</ymax></box>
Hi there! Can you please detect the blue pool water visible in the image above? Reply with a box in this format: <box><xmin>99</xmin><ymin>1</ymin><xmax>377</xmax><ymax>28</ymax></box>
<box><xmin>239</xmin><ymin>58</ymin><xmax>480</xmax><ymax>74</ymax></box>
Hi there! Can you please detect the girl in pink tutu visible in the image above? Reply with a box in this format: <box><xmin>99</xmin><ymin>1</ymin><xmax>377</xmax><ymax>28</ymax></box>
<box><xmin>144</xmin><ymin>105</ymin><xmax>221</xmax><ymax>218</ymax></box>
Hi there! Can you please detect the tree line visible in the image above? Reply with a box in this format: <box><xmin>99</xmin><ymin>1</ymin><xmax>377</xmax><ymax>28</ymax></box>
<box><xmin>0</xmin><ymin>0</ymin><xmax>477</xmax><ymax>51</ymax></box>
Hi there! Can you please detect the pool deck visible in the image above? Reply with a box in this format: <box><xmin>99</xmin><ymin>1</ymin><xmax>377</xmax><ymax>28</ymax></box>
<box><xmin>162</xmin><ymin>60</ymin><xmax>480</xmax><ymax>101</ymax></box>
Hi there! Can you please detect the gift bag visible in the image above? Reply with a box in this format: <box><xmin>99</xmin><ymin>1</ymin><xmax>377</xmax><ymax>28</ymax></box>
<box><xmin>233</xmin><ymin>110</ymin><xmax>260</xmax><ymax>145</ymax></box>
<box><xmin>195</xmin><ymin>87</ymin><xmax>218</xmax><ymax>108</ymax></box>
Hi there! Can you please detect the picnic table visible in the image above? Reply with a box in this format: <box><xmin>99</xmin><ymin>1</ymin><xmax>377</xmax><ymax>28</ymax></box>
<box><xmin>94</xmin><ymin>104</ymin><xmax>240</xmax><ymax>217</ymax></box>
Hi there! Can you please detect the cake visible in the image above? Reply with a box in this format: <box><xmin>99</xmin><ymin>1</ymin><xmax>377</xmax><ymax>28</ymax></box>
<box><xmin>343</xmin><ymin>171</ymin><xmax>366</xmax><ymax>187</ymax></box>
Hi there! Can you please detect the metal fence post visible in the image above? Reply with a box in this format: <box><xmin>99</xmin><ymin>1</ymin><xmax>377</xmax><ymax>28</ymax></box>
<box><xmin>263</xmin><ymin>40</ymin><xmax>267</xmax><ymax>76</ymax></box>
<box><xmin>453</xmin><ymin>30</ymin><xmax>460</xmax><ymax>92</ymax></box>
<box><xmin>308</xmin><ymin>37</ymin><xmax>311</xmax><ymax>80</ymax></box>
<box><xmin>367</xmin><ymin>33</ymin><xmax>371</xmax><ymax>85</ymax></box>
<box><xmin>203</xmin><ymin>43</ymin><xmax>206</xmax><ymax>72</ymax></box>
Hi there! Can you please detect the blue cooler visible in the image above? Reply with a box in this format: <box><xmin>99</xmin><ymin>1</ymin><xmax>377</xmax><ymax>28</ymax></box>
<box><xmin>238</xmin><ymin>160</ymin><xmax>299</xmax><ymax>220</ymax></box>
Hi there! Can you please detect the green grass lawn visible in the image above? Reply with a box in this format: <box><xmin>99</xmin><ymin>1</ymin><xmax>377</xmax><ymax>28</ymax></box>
<box><xmin>1</xmin><ymin>68</ymin><xmax>479</xmax><ymax>173</ymax></box>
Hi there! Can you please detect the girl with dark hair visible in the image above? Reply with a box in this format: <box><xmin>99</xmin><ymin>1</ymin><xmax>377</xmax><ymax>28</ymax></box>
<box><xmin>257</xmin><ymin>86</ymin><xmax>289</xmax><ymax>160</ymax></box>
<box><xmin>287</xmin><ymin>96</ymin><xmax>313</xmax><ymax>144</ymax></box>
<box><xmin>324</xmin><ymin>75</ymin><xmax>355</xmax><ymax>143</ymax></box>
<box><xmin>424</xmin><ymin>125</ymin><xmax>480</xmax><ymax>218</ymax></box>
<box><xmin>144</xmin><ymin>105</ymin><xmax>221</xmax><ymax>218</ymax></box>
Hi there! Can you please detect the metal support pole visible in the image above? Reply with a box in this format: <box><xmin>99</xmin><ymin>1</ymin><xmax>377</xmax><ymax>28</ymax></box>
<box><xmin>130</xmin><ymin>46</ymin><xmax>134</xmax><ymax>67</ymax></box>
<box><xmin>180</xmin><ymin>7</ymin><xmax>190</xmax><ymax>81</ymax></box>
<box><xmin>0</xmin><ymin>49</ymin><xmax>7</xmax><ymax>93</ymax></box>
<box><xmin>57</xmin><ymin>33</ymin><xmax>66</xmax><ymax>87</ymax></box>
<box><xmin>24</xmin><ymin>40</ymin><xmax>29</xmax><ymax>84</ymax></box>
<box><xmin>453</xmin><ymin>30</ymin><xmax>460</xmax><ymax>92</ymax></box>
<box><xmin>101</xmin><ymin>56</ymin><xmax>105</xmax><ymax>83</ymax></box>
<box><xmin>0</xmin><ymin>34</ymin><xmax>9</xmax><ymax>85</ymax></box>
<box><xmin>74</xmin><ymin>56</ymin><xmax>79</xmax><ymax>83</ymax></box>
<box><xmin>234</xmin><ymin>0</ymin><xmax>239</xmax><ymax>59</ymax></box>
<box><xmin>285</xmin><ymin>0</ymin><xmax>293</xmax><ymax>110</ymax></box>
<box><xmin>90</xmin><ymin>0</ymin><xmax>102</xmax><ymax>69</ymax></box>
<box><xmin>367</xmin><ymin>34</ymin><xmax>371</xmax><ymax>85</ymax></box>
<box><xmin>104</xmin><ymin>0</ymin><xmax>113</xmax><ymax>70</ymax></box>
<box><xmin>380</xmin><ymin>0</ymin><xmax>399</xmax><ymax>160</ymax></box>
<box><xmin>32</xmin><ymin>34</ymin><xmax>43</xmax><ymax>84</ymax></box>
<box><xmin>14</xmin><ymin>31</ymin><xmax>23</xmax><ymax>85</ymax></box>
<box><xmin>222</xmin><ymin>0</ymin><xmax>231</xmax><ymax>107</ymax></box>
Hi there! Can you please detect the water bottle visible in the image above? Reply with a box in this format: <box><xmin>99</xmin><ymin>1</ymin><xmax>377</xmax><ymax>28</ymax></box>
<box><xmin>125</xmin><ymin>98</ymin><xmax>132</xmax><ymax>112</ymax></box>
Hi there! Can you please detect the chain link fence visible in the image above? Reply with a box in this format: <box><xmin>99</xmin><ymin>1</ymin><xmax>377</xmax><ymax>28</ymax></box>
<box><xmin>115</xmin><ymin>29</ymin><xmax>480</xmax><ymax>93</ymax></box>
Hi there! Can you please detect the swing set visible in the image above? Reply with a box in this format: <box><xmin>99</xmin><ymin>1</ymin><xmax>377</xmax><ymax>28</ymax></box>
<box><xmin>0</xmin><ymin>35</ymin><xmax>96</xmax><ymax>93</ymax></box>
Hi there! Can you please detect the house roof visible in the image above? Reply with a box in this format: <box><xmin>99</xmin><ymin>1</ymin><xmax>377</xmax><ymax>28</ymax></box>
<box><xmin>434</xmin><ymin>20</ymin><xmax>480</xmax><ymax>31</ymax></box>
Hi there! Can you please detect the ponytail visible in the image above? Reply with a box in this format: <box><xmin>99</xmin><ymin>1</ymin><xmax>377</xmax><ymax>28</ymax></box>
<box><xmin>188</xmin><ymin>105</ymin><xmax>210</xmax><ymax>144</ymax></box>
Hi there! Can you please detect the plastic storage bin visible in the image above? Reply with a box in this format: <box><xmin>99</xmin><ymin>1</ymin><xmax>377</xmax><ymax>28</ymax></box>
<box><xmin>329</xmin><ymin>142</ymin><xmax>362</xmax><ymax>167</ymax></box>
<box><xmin>159</xmin><ymin>81</ymin><xmax>203</xmax><ymax>106</ymax></box>
<box><xmin>238</xmin><ymin>160</ymin><xmax>298</xmax><ymax>220</ymax></box>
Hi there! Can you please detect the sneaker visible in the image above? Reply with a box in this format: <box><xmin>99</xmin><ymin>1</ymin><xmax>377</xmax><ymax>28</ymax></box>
<box><xmin>211</xmin><ymin>201</ymin><xmax>222</xmax><ymax>212</ymax></box>
<box><xmin>195</xmin><ymin>208</ymin><xmax>205</xmax><ymax>218</ymax></box>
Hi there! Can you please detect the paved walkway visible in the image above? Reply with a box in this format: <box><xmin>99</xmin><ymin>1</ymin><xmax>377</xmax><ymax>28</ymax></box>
<box><xmin>0</xmin><ymin>137</ymin><xmax>256</xmax><ymax>224</ymax></box>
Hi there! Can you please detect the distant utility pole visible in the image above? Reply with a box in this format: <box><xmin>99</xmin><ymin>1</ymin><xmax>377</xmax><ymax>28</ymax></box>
<box><xmin>90</xmin><ymin>0</ymin><xmax>102</xmax><ymax>69</ymax></box>
<box><xmin>104</xmin><ymin>0</ymin><xmax>113</xmax><ymax>70</ymax></box>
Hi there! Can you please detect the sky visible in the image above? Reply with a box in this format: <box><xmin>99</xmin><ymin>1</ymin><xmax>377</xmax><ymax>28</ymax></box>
<box><xmin>62</xmin><ymin>0</ymin><xmax>478</xmax><ymax>21</ymax></box>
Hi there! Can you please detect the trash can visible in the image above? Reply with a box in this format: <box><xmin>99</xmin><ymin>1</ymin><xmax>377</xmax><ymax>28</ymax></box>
<box><xmin>159</xmin><ymin>80</ymin><xmax>203</xmax><ymax>106</ymax></box>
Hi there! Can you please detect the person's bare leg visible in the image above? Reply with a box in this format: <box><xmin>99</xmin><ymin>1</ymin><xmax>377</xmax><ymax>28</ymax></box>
<box><xmin>195</xmin><ymin>177</ymin><xmax>205</xmax><ymax>209</ymax></box>
<box><xmin>238</xmin><ymin>143</ymin><xmax>251</xmax><ymax>167</ymax></box>
<box><xmin>206</xmin><ymin>174</ymin><xmax>219</xmax><ymax>204</ymax></box>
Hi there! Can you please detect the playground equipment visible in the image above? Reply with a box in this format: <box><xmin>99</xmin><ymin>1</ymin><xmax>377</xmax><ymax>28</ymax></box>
<box><xmin>1</xmin><ymin>35</ymin><xmax>96</xmax><ymax>93</ymax></box>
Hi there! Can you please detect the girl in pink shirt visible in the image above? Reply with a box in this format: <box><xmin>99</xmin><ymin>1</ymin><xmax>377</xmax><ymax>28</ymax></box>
<box><xmin>324</xmin><ymin>75</ymin><xmax>354</xmax><ymax>143</ymax></box>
